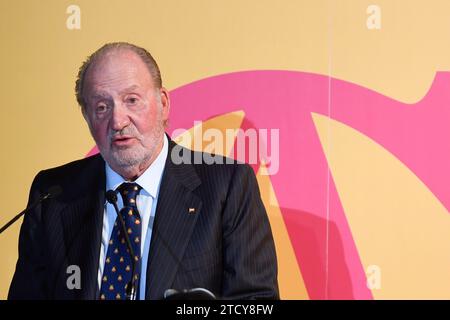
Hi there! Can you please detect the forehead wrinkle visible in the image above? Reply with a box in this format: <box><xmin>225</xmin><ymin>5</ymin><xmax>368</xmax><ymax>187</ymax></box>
<box><xmin>84</xmin><ymin>52</ymin><xmax>154</xmax><ymax>101</ymax></box>
<box><xmin>87</xmin><ymin>74</ymin><xmax>138</xmax><ymax>94</ymax></box>
<box><xmin>87</xmin><ymin>52</ymin><xmax>147</xmax><ymax>85</ymax></box>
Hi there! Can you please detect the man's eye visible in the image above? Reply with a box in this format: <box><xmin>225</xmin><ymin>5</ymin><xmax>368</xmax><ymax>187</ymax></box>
<box><xmin>96</xmin><ymin>104</ymin><xmax>108</xmax><ymax>113</ymax></box>
<box><xmin>127</xmin><ymin>97</ymin><xmax>138</xmax><ymax>104</ymax></box>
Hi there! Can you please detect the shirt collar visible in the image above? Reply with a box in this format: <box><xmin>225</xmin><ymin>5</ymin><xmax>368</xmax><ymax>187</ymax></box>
<box><xmin>105</xmin><ymin>134</ymin><xmax>168</xmax><ymax>199</ymax></box>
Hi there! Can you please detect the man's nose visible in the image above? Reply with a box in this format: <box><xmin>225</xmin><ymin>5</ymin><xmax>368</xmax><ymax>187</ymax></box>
<box><xmin>111</xmin><ymin>103</ymin><xmax>130</xmax><ymax>131</ymax></box>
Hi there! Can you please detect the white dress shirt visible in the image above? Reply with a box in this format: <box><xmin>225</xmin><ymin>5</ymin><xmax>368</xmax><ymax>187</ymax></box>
<box><xmin>98</xmin><ymin>135</ymin><xmax>168</xmax><ymax>299</ymax></box>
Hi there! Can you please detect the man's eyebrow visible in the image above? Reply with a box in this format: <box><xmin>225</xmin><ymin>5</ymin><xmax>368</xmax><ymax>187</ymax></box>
<box><xmin>88</xmin><ymin>85</ymin><xmax>140</xmax><ymax>100</ymax></box>
<box><xmin>119</xmin><ymin>85</ymin><xmax>140</xmax><ymax>95</ymax></box>
<box><xmin>88</xmin><ymin>93</ymin><xmax>110</xmax><ymax>101</ymax></box>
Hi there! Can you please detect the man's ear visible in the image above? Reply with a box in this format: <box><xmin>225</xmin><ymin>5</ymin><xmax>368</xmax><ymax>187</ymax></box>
<box><xmin>160</xmin><ymin>87</ymin><xmax>171</xmax><ymax>119</ymax></box>
<box><xmin>81</xmin><ymin>105</ymin><xmax>92</xmax><ymax>129</ymax></box>
<box><xmin>81</xmin><ymin>105</ymin><xmax>89</xmax><ymax>121</ymax></box>
<box><xmin>81</xmin><ymin>106</ymin><xmax>87</xmax><ymax>119</ymax></box>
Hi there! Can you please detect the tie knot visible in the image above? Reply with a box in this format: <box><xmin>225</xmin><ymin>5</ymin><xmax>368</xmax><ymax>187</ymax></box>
<box><xmin>117</xmin><ymin>182</ymin><xmax>141</xmax><ymax>207</ymax></box>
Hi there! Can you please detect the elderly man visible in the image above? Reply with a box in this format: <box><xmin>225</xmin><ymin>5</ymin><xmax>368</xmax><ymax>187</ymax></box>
<box><xmin>8</xmin><ymin>42</ymin><xmax>279</xmax><ymax>300</ymax></box>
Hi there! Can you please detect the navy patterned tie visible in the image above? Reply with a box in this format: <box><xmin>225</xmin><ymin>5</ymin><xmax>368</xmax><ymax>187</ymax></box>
<box><xmin>100</xmin><ymin>182</ymin><xmax>142</xmax><ymax>300</ymax></box>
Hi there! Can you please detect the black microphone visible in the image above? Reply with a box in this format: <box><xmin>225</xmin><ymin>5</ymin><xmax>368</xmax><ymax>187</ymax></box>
<box><xmin>164</xmin><ymin>288</ymin><xmax>216</xmax><ymax>300</ymax></box>
<box><xmin>105</xmin><ymin>189</ymin><xmax>138</xmax><ymax>300</ymax></box>
<box><xmin>0</xmin><ymin>185</ymin><xmax>63</xmax><ymax>234</ymax></box>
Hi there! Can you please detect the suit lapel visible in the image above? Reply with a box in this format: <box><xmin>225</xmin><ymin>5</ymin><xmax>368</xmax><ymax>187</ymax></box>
<box><xmin>59</xmin><ymin>155</ymin><xmax>105</xmax><ymax>299</ymax></box>
<box><xmin>145</xmin><ymin>141</ymin><xmax>202</xmax><ymax>299</ymax></box>
<box><xmin>53</xmin><ymin>140</ymin><xmax>201</xmax><ymax>299</ymax></box>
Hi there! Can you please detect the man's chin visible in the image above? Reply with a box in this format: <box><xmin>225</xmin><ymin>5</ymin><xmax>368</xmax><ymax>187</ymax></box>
<box><xmin>107</xmin><ymin>150</ymin><xmax>150</xmax><ymax>168</ymax></box>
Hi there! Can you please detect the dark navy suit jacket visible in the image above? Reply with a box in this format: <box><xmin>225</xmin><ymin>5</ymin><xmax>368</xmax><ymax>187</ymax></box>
<box><xmin>9</xmin><ymin>138</ymin><xmax>279</xmax><ymax>299</ymax></box>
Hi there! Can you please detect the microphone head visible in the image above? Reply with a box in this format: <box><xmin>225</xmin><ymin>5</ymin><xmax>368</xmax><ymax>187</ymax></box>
<box><xmin>47</xmin><ymin>185</ymin><xmax>63</xmax><ymax>198</ymax></box>
<box><xmin>105</xmin><ymin>190</ymin><xmax>118</xmax><ymax>204</ymax></box>
<box><xmin>164</xmin><ymin>288</ymin><xmax>217</xmax><ymax>300</ymax></box>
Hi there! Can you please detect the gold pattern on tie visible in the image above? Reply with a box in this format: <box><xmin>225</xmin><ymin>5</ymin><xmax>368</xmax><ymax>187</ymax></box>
<box><xmin>99</xmin><ymin>182</ymin><xmax>142</xmax><ymax>300</ymax></box>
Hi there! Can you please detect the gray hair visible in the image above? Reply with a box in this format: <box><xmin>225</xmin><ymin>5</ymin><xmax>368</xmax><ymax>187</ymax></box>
<box><xmin>75</xmin><ymin>42</ymin><xmax>162</xmax><ymax>110</ymax></box>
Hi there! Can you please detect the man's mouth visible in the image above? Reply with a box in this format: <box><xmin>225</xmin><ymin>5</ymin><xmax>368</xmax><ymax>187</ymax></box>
<box><xmin>112</xmin><ymin>136</ymin><xmax>136</xmax><ymax>146</ymax></box>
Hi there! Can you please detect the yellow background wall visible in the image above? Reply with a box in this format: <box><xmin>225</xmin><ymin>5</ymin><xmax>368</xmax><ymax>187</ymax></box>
<box><xmin>1</xmin><ymin>0</ymin><xmax>450</xmax><ymax>299</ymax></box>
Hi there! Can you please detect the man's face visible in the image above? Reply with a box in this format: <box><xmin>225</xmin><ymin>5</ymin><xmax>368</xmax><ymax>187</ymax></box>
<box><xmin>82</xmin><ymin>49</ymin><xmax>169</xmax><ymax>176</ymax></box>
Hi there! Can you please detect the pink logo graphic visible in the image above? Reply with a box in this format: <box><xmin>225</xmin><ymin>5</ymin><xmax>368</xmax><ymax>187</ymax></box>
<box><xmin>88</xmin><ymin>71</ymin><xmax>450</xmax><ymax>299</ymax></box>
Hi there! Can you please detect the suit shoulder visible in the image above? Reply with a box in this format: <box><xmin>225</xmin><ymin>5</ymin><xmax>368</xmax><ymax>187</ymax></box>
<box><xmin>190</xmin><ymin>150</ymin><xmax>255</xmax><ymax>186</ymax></box>
<box><xmin>33</xmin><ymin>154</ymin><xmax>104</xmax><ymax>191</ymax></box>
<box><xmin>38</xmin><ymin>153</ymin><xmax>103</xmax><ymax>177</ymax></box>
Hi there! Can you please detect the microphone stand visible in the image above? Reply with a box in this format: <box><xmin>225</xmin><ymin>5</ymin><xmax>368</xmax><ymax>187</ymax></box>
<box><xmin>0</xmin><ymin>186</ymin><xmax>62</xmax><ymax>235</ymax></box>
